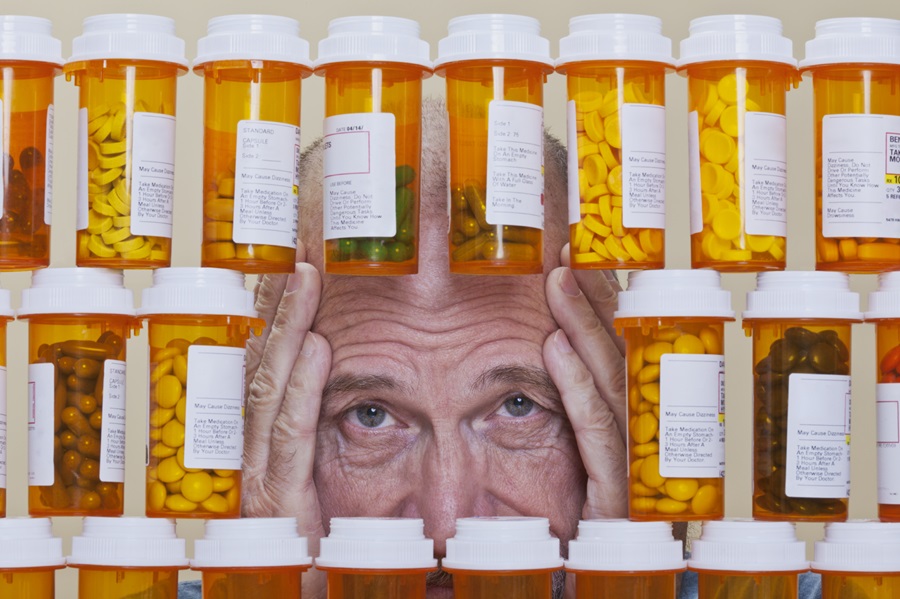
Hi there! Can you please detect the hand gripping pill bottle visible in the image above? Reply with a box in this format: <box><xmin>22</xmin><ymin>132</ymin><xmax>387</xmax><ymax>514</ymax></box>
<box><xmin>315</xmin><ymin>518</ymin><xmax>437</xmax><ymax>599</ymax></box>
<box><xmin>556</xmin><ymin>15</ymin><xmax>673</xmax><ymax>270</ymax></box>
<box><xmin>68</xmin><ymin>517</ymin><xmax>188</xmax><ymax>599</ymax></box>
<box><xmin>442</xmin><ymin>517</ymin><xmax>563</xmax><ymax>598</ymax></box>
<box><xmin>678</xmin><ymin>16</ymin><xmax>798</xmax><ymax>272</ymax></box>
<box><xmin>800</xmin><ymin>19</ymin><xmax>900</xmax><ymax>273</ymax></box>
<box><xmin>435</xmin><ymin>15</ymin><xmax>554</xmax><ymax>275</ymax></box>
<box><xmin>689</xmin><ymin>520</ymin><xmax>809</xmax><ymax>599</ymax></box>
<box><xmin>813</xmin><ymin>521</ymin><xmax>900</xmax><ymax>598</ymax></box>
<box><xmin>0</xmin><ymin>518</ymin><xmax>64</xmax><ymax>598</ymax></box>
<box><xmin>138</xmin><ymin>268</ymin><xmax>263</xmax><ymax>518</ymax></box>
<box><xmin>18</xmin><ymin>268</ymin><xmax>138</xmax><ymax>517</ymax></box>
<box><xmin>0</xmin><ymin>17</ymin><xmax>62</xmax><ymax>271</ymax></box>
<box><xmin>564</xmin><ymin>520</ymin><xmax>686</xmax><ymax>599</ymax></box>
<box><xmin>613</xmin><ymin>270</ymin><xmax>734</xmax><ymax>521</ymax></box>
<box><xmin>191</xmin><ymin>518</ymin><xmax>312</xmax><ymax>598</ymax></box>
<box><xmin>194</xmin><ymin>16</ymin><xmax>313</xmax><ymax>274</ymax></box>
<box><xmin>0</xmin><ymin>289</ymin><xmax>13</xmax><ymax>518</ymax></box>
<box><xmin>743</xmin><ymin>272</ymin><xmax>861</xmax><ymax>521</ymax></box>
<box><xmin>65</xmin><ymin>14</ymin><xmax>188</xmax><ymax>268</ymax></box>
<box><xmin>316</xmin><ymin>17</ymin><xmax>431</xmax><ymax>275</ymax></box>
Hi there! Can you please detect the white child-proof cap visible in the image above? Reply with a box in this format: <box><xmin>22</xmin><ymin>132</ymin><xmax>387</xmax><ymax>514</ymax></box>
<box><xmin>435</xmin><ymin>14</ymin><xmax>553</xmax><ymax>69</ymax></box>
<box><xmin>0</xmin><ymin>518</ymin><xmax>64</xmax><ymax>569</ymax></box>
<box><xmin>68</xmin><ymin>517</ymin><xmax>188</xmax><ymax>568</ymax></box>
<box><xmin>194</xmin><ymin>15</ymin><xmax>312</xmax><ymax>69</ymax></box>
<box><xmin>315</xmin><ymin>518</ymin><xmax>437</xmax><ymax>570</ymax></box>
<box><xmin>18</xmin><ymin>267</ymin><xmax>134</xmax><ymax>316</ymax></box>
<box><xmin>316</xmin><ymin>16</ymin><xmax>431</xmax><ymax>70</ymax></box>
<box><xmin>442</xmin><ymin>517</ymin><xmax>563</xmax><ymax>571</ymax></box>
<box><xmin>566</xmin><ymin>520</ymin><xmax>685</xmax><ymax>572</ymax></box>
<box><xmin>866</xmin><ymin>272</ymin><xmax>900</xmax><ymax>320</ymax></box>
<box><xmin>801</xmin><ymin>18</ymin><xmax>900</xmax><ymax>68</ymax></box>
<box><xmin>689</xmin><ymin>520</ymin><xmax>808</xmax><ymax>573</ymax></box>
<box><xmin>614</xmin><ymin>270</ymin><xmax>734</xmax><ymax>319</ymax></box>
<box><xmin>192</xmin><ymin>518</ymin><xmax>312</xmax><ymax>569</ymax></box>
<box><xmin>138</xmin><ymin>267</ymin><xmax>257</xmax><ymax>319</ymax></box>
<box><xmin>813</xmin><ymin>521</ymin><xmax>900</xmax><ymax>573</ymax></box>
<box><xmin>743</xmin><ymin>271</ymin><xmax>862</xmax><ymax>321</ymax></box>
<box><xmin>0</xmin><ymin>16</ymin><xmax>63</xmax><ymax>65</ymax></box>
<box><xmin>68</xmin><ymin>14</ymin><xmax>187</xmax><ymax>68</ymax></box>
<box><xmin>556</xmin><ymin>14</ymin><xmax>674</xmax><ymax>69</ymax></box>
<box><xmin>678</xmin><ymin>15</ymin><xmax>796</xmax><ymax>68</ymax></box>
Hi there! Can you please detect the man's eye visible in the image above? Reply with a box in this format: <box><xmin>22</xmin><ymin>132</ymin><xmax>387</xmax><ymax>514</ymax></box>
<box><xmin>352</xmin><ymin>405</ymin><xmax>394</xmax><ymax>429</ymax></box>
<box><xmin>498</xmin><ymin>395</ymin><xmax>536</xmax><ymax>418</ymax></box>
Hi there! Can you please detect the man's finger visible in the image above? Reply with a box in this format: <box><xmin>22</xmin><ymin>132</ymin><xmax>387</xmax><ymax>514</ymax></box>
<box><xmin>246</xmin><ymin>273</ymin><xmax>288</xmax><ymax>384</ymax></box>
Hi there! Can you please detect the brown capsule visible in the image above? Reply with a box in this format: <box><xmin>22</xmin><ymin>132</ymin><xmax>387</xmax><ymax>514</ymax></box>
<box><xmin>53</xmin><ymin>436</ymin><xmax>62</xmax><ymax>463</ymax></box>
<box><xmin>820</xmin><ymin>330</ymin><xmax>850</xmax><ymax>362</ymax></box>
<box><xmin>78</xmin><ymin>458</ymin><xmax>100</xmax><ymax>482</ymax></box>
<box><xmin>57</xmin><ymin>356</ymin><xmax>76</xmax><ymax>375</ymax></box>
<box><xmin>193</xmin><ymin>337</ymin><xmax>218</xmax><ymax>346</ymax></box>
<box><xmin>93</xmin><ymin>369</ymin><xmax>105</xmax><ymax>406</ymax></box>
<box><xmin>75</xmin><ymin>477</ymin><xmax>95</xmax><ymax>490</ymax></box>
<box><xmin>74</xmin><ymin>358</ymin><xmax>101</xmax><ymax>379</ymax></box>
<box><xmin>67</xmin><ymin>374</ymin><xmax>95</xmax><ymax>393</ymax></box>
<box><xmin>58</xmin><ymin>458</ymin><xmax>76</xmax><ymax>486</ymax></box>
<box><xmin>60</xmin><ymin>340</ymin><xmax>112</xmax><ymax>361</ymax></box>
<box><xmin>89</xmin><ymin>411</ymin><xmax>102</xmax><ymax>431</ymax></box>
<box><xmin>61</xmin><ymin>407</ymin><xmax>93</xmax><ymax>436</ymax></box>
<box><xmin>97</xmin><ymin>330</ymin><xmax>124</xmax><ymax>355</ymax></box>
<box><xmin>59</xmin><ymin>430</ymin><xmax>78</xmax><ymax>450</ymax></box>
<box><xmin>809</xmin><ymin>341</ymin><xmax>838</xmax><ymax>374</ymax></box>
<box><xmin>784</xmin><ymin>327</ymin><xmax>820</xmax><ymax>349</ymax></box>
<box><xmin>62</xmin><ymin>449</ymin><xmax>83</xmax><ymax>470</ymax></box>
<box><xmin>54</xmin><ymin>380</ymin><xmax>67</xmax><ymax>431</ymax></box>
<box><xmin>80</xmin><ymin>491</ymin><xmax>102</xmax><ymax>510</ymax></box>
<box><xmin>77</xmin><ymin>436</ymin><xmax>101</xmax><ymax>460</ymax></box>
<box><xmin>769</xmin><ymin>339</ymin><xmax>800</xmax><ymax>373</ymax></box>
<box><xmin>42</xmin><ymin>473</ymin><xmax>70</xmax><ymax>508</ymax></box>
<box><xmin>166</xmin><ymin>338</ymin><xmax>191</xmax><ymax>353</ymax></box>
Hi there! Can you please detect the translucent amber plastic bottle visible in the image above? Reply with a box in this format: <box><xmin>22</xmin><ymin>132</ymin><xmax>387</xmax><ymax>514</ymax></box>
<box><xmin>435</xmin><ymin>15</ymin><xmax>554</xmax><ymax>275</ymax></box>
<box><xmin>743</xmin><ymin>272</ymin><xmax>861</xmax><ymax>521</ymax></box>
<box><xmin>68</xmin><ymin>517</ymin><xmax>187</xmax><ymax>599</ymax></box>
<box><xmin>442</xmin><ymin>517</ymin><xmax>563</xmax><ymax>599</ymax></box>
<box><xmin>0</xmin><ymin>17</ymin><xmax>62</xmax><ymax>271</ymax></box>
<box><xmin>315</xmin><ymin>518</ymin><xmax>437</xmax><ymax>599</ymax></box>
<box><xmin>194</xmin><ymin>15</ymin><xmax>312</xmax><ymax>274</ymax></box>
<box><xmin>556</xmin><ymin>15</ymin><xmax>673</xmax><ymax>270</ymax></box>
<box><xmin>614</xmin><ymin>270</ymin><xmax>733</xmax><ymax>520</ymax></box>
<box><xmin>192</xmin><ymin>518</ymin><xmax>311</xmax><ymax>598</ymax></box>
<box><xmin>565</xmin><ymin>520</ymin><xmax>685</xmax><ymax>599</ymax></box>
<box><xmin>65</xmin><ymin>14</ymin><xmax>187</xmax><ymax>268</ymax></box>
<box><xmin>678</xmin><ymin>16</ymin><xmax>798</xmax><ymax>272</ymax></box>
<box><xmin>0</xmin><ymin>518</ymin><xmax>64</xmax><ymax>598</ymax></box>
<box><xmin>0</xmin><ymin>289</ymin><xmax>12</xmax><ymax>518</ymax></box>
<box><xmin>18</xmin><ymin>268</ymin><xmax>137</xmax><ymax>517</ymax></box>
<box><xmin>316</xmin><ymin>17</ymin><xmax>431</xmax><ymax>275</ymax></box>
<box><xmin>138</xmin><ymin>268</ymin><xmax>262</xmax><ymax>518</ymax></box>
<box><xmin>689</xmin><ymin>520</ymin><xmax>808</xmax><ymax>599</ymax></box>
<box><xmin>813</xmin><ymin>521</ymin><xmax>900</xmax><ymax>598</ymax></box>
<box><xmin>801</xmin><ymin>19</ymin><xmax>900</xmax><ymax>273</ymax></box>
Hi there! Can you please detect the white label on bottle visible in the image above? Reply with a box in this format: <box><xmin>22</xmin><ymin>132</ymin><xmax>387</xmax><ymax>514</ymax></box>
<box><xmin>744</xmin><ymin>111</ymin><xmax>788</xmax><ymax>236</ymax></box>
<box><xmin>621</xmin><ymin>104</ymin><xmax>666</xmax><ymax>229</ymax></box>
<box><xmin>822</xmin><ymin>114</ymin><xmax>900</xmax><ymax>239</ymax></box>
<box><xmin>688</xmin><ymin>111</ymin><xmax>703</xmax><ymax>235</ymax></box>
<box><xmin>0</xmin><ymin>367</ymin><xmax>6</xmax><ymax>488</ymax></box>
<box><xmin>232</xmin><ymin>120</ymin><xmax>301</xmax><ymax>248</ymax></box>
<box><xmin>184</xmin><ymin>345</ymin><xmax>246</xmax><ymax>470</ymax></box>
<box><xmin>877</xmin><ymin>384</ymin><xmax>900</xmax><ymax>504</ymax></box>
<box><xmin>44</xmin><ymin>104</ymin><xmax>54</xmax><ymax>226</ymax></box>
<box><xmin>131</xmin><ymin>112</ymin><xmax>176</xmax><ymax>237</ymax></box>
<box><xmin>785</xmin><ymin>373</ymin><xmax>851</xmax><ymax>498</ymax></box>
<box><xmin>322</xmin><ymin>112</ymin><xmax>396</xmax><ymax>240</ymax></box>
<box><xmin>659</xmin><ymin>353</ymin><xmax>725</xmax><ymax>478</ymax></box>
<box><xmin>567</xmin><ymin>100</ymin><xmax>580</xmax><ymax>226</ymax></box>
<box><xmin>99</xmin><ymin>360</ymin><xmax>126</xmax><ymax>483</ymax></box>
<box><xmin>28</xmin><ymin>363</ymin><xmax>55</xmax><ymax>486</ymax></box>
<box><xmin>486</xmin><ymin>100</ymin><xmax>544</xmax><ymax>230</ymax></box>
<box><xmin>76</xmin><ymin>107</ymin><xmax>89</xmax><ymax>231</ymax></box>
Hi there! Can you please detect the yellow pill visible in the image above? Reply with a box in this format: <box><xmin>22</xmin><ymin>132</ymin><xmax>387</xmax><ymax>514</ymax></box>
<box><xmin>91</xmin><ymin>166</ymin><xmax>122</xmax><ymax>186</ymax></box>
<box><xmin>722</xmin><ymin>249</ymin><xmax>753</xmax><ymax>261</ymax></box>
<box><xmin>633</xmin><ymin>441</ymin><xmax>660</xmax><ymax>458</ymax></box>
<box><xmin>724</xmin><ymin>148</ymin><xmax>739</xmax><ymax>173</ymax></box>
<box><xmin>176</xmin><ymin>446</ymin><xmax>202</xmax><ymax>474</ymax></box>
<box><xmin>655</xmin><ymin>327</ymin><xmax>682</xmax><ymax>343</ymax></box>
<box><xmin>631</xmin><ymin>458</ymin><xmax>645</xmax><ymax>479</ymax></box>
<box><xmin>839</xmin><ymin>238</ymin><xmax>858</xmax><ymax>260</ymax></box>
<box><xmin>122</xmin><ymin>241</ymin><xmax>153</xmax><ymax>261</ymax></box>
<box><xmin>113</xmin><ymin>215</ymin><xmax>131</xmax><ymax>228</ymax></box>
<box><xmin>87</xmin><ymin>113</ymin><xmax>108</xmax><ymax>135</ymax></box>
<box><xmin>87</xmin><ymin>211</ymin><xmax>113</xmax><ymax>235</ymax></box>
<box><xmin>632</xmin><ymin>497</ymin><xmax>658</xmax><ymax>512</ymax></box>
<box><xmin>578</xmin><ymin>139</ymin><xmax>599</xmax><ymax>165</ymax></box>
<box><xmin>632</xmin><ymin>481</ymin><xmax>661</xmax><ymax>497</ymax></box>
<box><xmin>218</xmin><ymin>178</ymin><xmax>235</xmax><ymax>198</ymax></box>
<box><xmin>204</xmin><ymin>198</ymin><xmax>235</xmax><ymax>221</ymax></box>
<box><xmin>211</xmin><ymin>475</ymin><xmax>235</xmax><ymax>493</ymax></box>
<box><xmin>599</xmin><ymin>98</ymin><xmax>619</xmax><ymax>119</ymax></box>
<box><xmin>639</xmin><ymin>229</ymin><xmax>664</xmax><ymax>255</ymax></box>
<box><xmin>99</xmin><ymin>152</ymin><xmax>126</xmax><ymax>170</ymax></box>
<box><xmin>598</xmin><ymin>141</ymin><xmax>618</xmax><ymax>170</ymax></box>
<box><xmin>148</xmin><ymin>482</ymin><xmax>167</xmax><ymax>512</ymax></box>
<box><xmin>165</xmin><ymin>494</ymin><xmax>198</xmax><ymax>513</ymax></box>
<box><xmin>630</xmin><ymin>412</ymin><xmax>659</xmax><ymax>444</ymax></box>
<box><xmin>215</xmin><ymin>469</ymin><xmax>236</xmax><ymax>478</ymax></box>
<box><xmin>157</xmin><ymin>456</ymin><xmax>185</xmax><ymax>484</ymax></box>
<box><xmin>640</xmin><ymin>454</ymin><xmax>666</xmax><ymax>488</ymax></box>
<box><xmin>674</xmin><ymin>334</ymin><xmax>705</xmax><ymax>354</ymax></box>
<box><xmin>699</xmin><ymin>83</ymin><xmax>719</xmax><ymax>115</ymax></box>
<box><xmin>769</xmin><ymin>240</ymin><xmax>786</xmax><ymax>261</ymax></box>
<box><xmin>101</xmin><ymin>225</ymin><xmax>130</xmax><ymax>245</ymax></box>
<box><xmin>202</xmin><ymin>493</ymin><xmax>230</xmax><ymax>514</ymax></box>
<box><xmin>692</xmin><ymin>484</ymin><xmax>719</xmax><ymax>515</ymax></box>
<box><xmin>150</xmin><ymin>406</ymin><xmax>175</xmax><ymax>428</ymax></box>
<box><xmin>624</xmin><ymin>82</ymin><xmax>647</xmax><ymax>103</ymax></box>
<box><xmin>656</xmin><ymin>498</ymin><xmax>689</xmax><ymax>515</ymax></box>
<box><xmin>580</xmin><ymin>204</ymin><xmax>600</xmax><ymax>216</ymax></box>
<box><xmin>107</xmin><ymin>187</ymin><xmax>130</xmax><ymax>216</ymax></box>
<box><xmin>607</xmin><ymin>166</ymin><xmax>623</xmax><ymax>196</ymax></box>
<box><xmin>88</xmin><ymin>182</ymin><xmax>111</xmax><ymax>195</ymax></box>
<box><xmin>598</xmin><ymin>194</ymin><xmax>613</xmax><ymax>225</ymax></box>
<box><xmin>702</xmin><ymin>194</ymin><xmax>720</xmax><ymax>225</ymax></box>
<box><xmin>701</xmin><ymin>231</ymin><xmax>731</xmax><ymax>260</ymax></box>
<box><xmin>156</xmin><ymin>375</ymin><xmax>182</xmax><ymax>409</ymax></box>
<box><xmin>109</xmin><ymin>108</ymin><xmax>127</xmax><ymax>142</ymax></box>
<box><xmin>87</xmin><ymin>235</ymin><xmax>117</xmax><ymax>258</ymax></box>
<box><xmin>148</xmin><ymin>427</ymin><xmax>162</xmax><ymax>441</ymax></box>
<box><xmin>699</xmin><ymin>327</ymin><xmax>722</xmax><ymax>354</ymax></box>
<box><xmin>611</xmin><ymin>207</ymin><xmax>625</xmax><ymax>238</ymax></box>
<box><xmin>604</xmin><ymin>113</ymin><xmax>621</xmax><ymax>148</ymax></box>
<box><xmin>113</xmin><ymin>236</ymin><xmax>144</xmax><ymax>254</ymax></box>
<box><xmin>181</xmin><ymin>472</ymin><xmax>214</xmax><ymax>503</ymax></box>
<box><xmin>704</xmin><ymin>101</ymin><xmax>726</xmax><ymax>127</ymax></box>
<box><xmin>583</xmin><ymin>153</ymin><xmax>608</xmax><ymax>186</ymax></box>
<box><xmin>712</xmin><ymin>209</ymin><xmax>741</xmax><ymax>241</ymax></box>
<box><xmin>700</xmin><ymin>163</ymin><xmax>729</xmax><ymax>196</ymax></box>
<box><xmin>717</xmin><ymin>74</ymin><xmax>740</xmax><ymax>104</ymax></box>
<box><xmin>584</xmin><ymin>214</ymin><xmax>611</xmax><ymax>238</ymax></box>
<box><xmin>665</xmin><ymin>478</ymin><xmax>700</xmax><ymax>501</ymax></box>
<box><xmin>747</xmin><ymin>234</ymin><xmax>774</xmax><ymax>253</ymax></box>
<box><xmin>204</xmin><ymin>221</ymin><xmax>233</xmax><ymax>242</ymax></box>
<box><xmin>226</xmin><ymin>485</ymin><xmax>240</xmax><ymax>511</ymax></box>
<box><xmin>204</xmin><ymin>241</ymin><xmax>237</xmax><ymax>262</ymax></box>
<box><xmin>700</xmin><ymin>130</ymin><xmax>736</xmax><ymax>165</ymax></box>
<box><xmin>637</xmin><ymin>364</ymin><xmax>660</xmax><ymax>384</ymax></box>
<box><xmin>640</xmin><ymin>383</ymin><xmax>660</xmax><ymax>404</ymax></box>
<box><xmin>587</xmin><ymin>238</ymin><xmax>612</xmax><ymax>262</ymax></box>
<box><xmin>150</xmin><ymin>443</ymin><xmax>177</xmax><ymax>458</ymax></box>
<box><xmin>637</xmin><ymin>400</ymin><xmax>655</xmax><ymax>415</ymax></box>
<box><xmin>585</xmin><ymin>184</ymin><xmax>609</xmax><ymax>204</ymax></box>
<box><xmin>584</xmin><ymin>110</ymin><xmax>604</xmax><ymax>143</ymax></box>
<box><xmin>173</xmin><ymin>354</ymin><xmax>188</xmax><ymax>385</ymax></box>
<box><xmin>92</xmin><ymin>116</ymin><xmax>112</xmax><ymax>142</ymax></box>
<box><xmin>92</xmin><ymin>199</ymin><xmax>118</xmax><ymax>218</ymax></box>
<box><xmin>859</xmin><ymin>243</ymin><xmax>900</xmax><ymax>261</ymax></box>
<box><xmin>643</xmin><ymin>341</ymin><xmax>673</xmax><ymax>363</ymax></box>
<box><xmin>604</xmin><ymin>235</ymin><xmax>630</xmax><ymax>260</ymax></box>
<box><xmin>166</xmin><ymin>481</ymin><xmax>182</xmax><ymax>494</ymax></box>
<box><xmin>574</xmin><ymin>90</ymin><xmax>603</xmax><ymax>112</ymax></box>
<box><xmin>622</xmin><ymin>234</ymin><xmax>648</xmax><ymax>262</ymax></box>
<box><xmin>719</xmin><ymin>105</ymin><xmax>740</xmax><ymax>137</ymax></box>
<box><xmin>161</xmin><ymin>420</ymin><xmax>185</xmax><ymax>448</ymax></box>
<box><xmin>573</xmin><ymin>252</ymin><xmax>603</xmax><ymax>264</ymax></box>
<box><xmin>653</xmin><ymin>405</ymin><xmax>660</xmax><ymax>419</ymax></box>
<box><xmin>818</xmin><ymin>238</ymin><xmax>840</xmax><ymax>262</ymax></box>
<box><xmin>100</xmin><ymin>139</ymin><xmax>127</xmax><ymax>155</ymax></box>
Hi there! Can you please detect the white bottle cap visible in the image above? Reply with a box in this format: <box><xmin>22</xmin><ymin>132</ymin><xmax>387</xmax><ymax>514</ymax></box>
<box><xmin>192</xmin><ymin>518</ymin><xmax>312</xmax><ymax>569</ymax></box>
<box><xmin>316</xmin><ymin>16</ymin><xmax>431</xmax><ymax>70</ymax></box>
<box><xmin>138</xmin><ymin>267</ymin><xmax>257</xmax><ymax>318</ymax></box>
<box><xmin>0</xmin><ymin>286</ymin><xmax>13</xmax><ymax>318</ymax></box>
<box><xmin>0</xmin><ymin>518</ymin><xmax>64</xmax><ymax>569</ymax></box>
<box><xmin>18</xmin><ymin>267</ymin><xmax>134</xmax><ymax>317</ymax></box>
<box><xmin>0</xmin><ymin>16</ymin><xmax>63</xmax><ymax>65</ymax></box>
<box><xmin>614</xmin><ymin>270</ymin><xmax>734</xmax><ymax>319</ymax></box>
<box><xmin>68</xmin><ymin>14</ymin><xmax>187</xmax><ymax>68</ymax></box>
<box><xmin>435</xmin><ymin>14</ymin><xmax>553</xmax><ymax>69</ymax></box>
<box><xmin>566</xmin><ymin>520</ymin><xmax>685</xmax><ymax>572</ymax></box>
<box><xmin>801</xmin><ymin>18</ymin><xmax>900</xmax><ymax>68</ymax></box>
<box><xmin>556</xmin><ymin>14</ymin><xmax>674</xmax><ymax>69</ymax></box>
<box><xmin>69</xmin><ymin>517</ymin><xmax>188</xmax><ymax>568</ymax></box>
<box><xmin>743</xmin><ymin>271</ymin><xmax>862</xmax><ymax>321</ymax></box>
<box><xmin>442</xmin><ymin>517</ymin><xmax>563</xmax><ymax>572</ymax></box>
<box><xmin>689</xmin><ymin>519</ymin><xmax>808</xmax><ymax>573</ymax></box>
<box><xmin>315</xmin><ymin>518</ymin><xmax>437</xmax><ymax>570</ymax></box>
<box><xmin>193</xmin><ymin>15</ymin><xmax>312</xmax><ymax>70</ymax></box>
<box><xmin>866</xmin><ymin>272</ymin><xmax>900</xmax><ymax>320</ymax></box>
<box><xmin>813</xmin><ymin>521</ymin><xmax>900</xmax><ymax>573</ymax></box>
<box><xmin>678</xmin><ymin>15</ymin><xmax>797</xmax><ymax>68</ymax></box>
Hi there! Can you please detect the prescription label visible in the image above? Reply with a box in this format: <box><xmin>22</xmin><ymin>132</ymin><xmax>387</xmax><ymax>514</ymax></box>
<box><xmin>744</xmin><ymin>112</ymin><xmax>787</xmax><ymax>237</ymax></box>
<box><xmin>486</xmin><ymin>100</ymin><xmax>544</xmax><ymax>230</ymax></box>
<box><xmin>659</xmin><ymin>354</ymin><xmax>725</xmax><ymax>478</ymax></box>
<box><xmin>322</xmin><ymin>113</ymin><xmax>396</xmax><ymax>240</ymax></box>
<box><xmin>621</xmin><ymin>104</ymin><xmax>666</xmax><ymax>229</ymax></box>
<box><xmin>785</xmin><ymin>373</ymin><xmax>851</xmax><ymax>498</ymax></box>
<box><xmin>131</xmin><ymin>112</ymin><xmax>176</xmax><ymax>238</ymax></box>
<box><xmin>0</xmin><ymin>368</ymin><xmax>6</xmax><ymax>488</ymax></box>
<box><xmin>184</xmin><ymin>345</ymin><xmax>246</xmax><ymax>470</ymax></box>
<box><xmin>688</xmin><ymin>111</ymin><xmax>703</xmax><ymax>235</ymax></box>
<box><xmin>822</xmin><ymin>114</ymin><xmax>900</xmax><ymax>239</ymax></box>
<box><xmin>28</xmin><ymin>363</ymin><xmax>55</xmax><ymax>487</ymax></box>
<box><xmin>566</xmin><ymin>100</ymin><xmax>580</xmax><ymax>226</ymax></box>
<box><xmin>44</xmin><ymin>104</ymin><xmax>53</xmax><ymax>226</ymax></box>
<box><xmin>76</xmin><ymin>108</ymin><xmax>89</xmax><ymax>231</ymax></box>
<box><xmin>877</xmin><ymin>384</ymin><xmax>900</xmax><ymax>504</ymax></box>
<box><xmin>99</xmin><ymin>360</ymin><xmax>126</xmax><ymax>484</ymax></box>
<box><xmin>232</xmin><ymin>120</ymin><xmax>301</xmax><ymax>248</ymax></box>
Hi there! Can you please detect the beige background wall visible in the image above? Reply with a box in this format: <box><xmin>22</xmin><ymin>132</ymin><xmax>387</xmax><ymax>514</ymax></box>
<box><xmin>3</xmin><ymin>0</ymin><xmax>895</xmax><ymax>595</ymax></box>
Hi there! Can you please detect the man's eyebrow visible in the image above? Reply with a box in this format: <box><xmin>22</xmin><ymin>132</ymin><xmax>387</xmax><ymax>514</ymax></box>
<box><xmin>322</xmin><ymin>373</ymin><xmax>407</xmax><ymax>400</ymax></box>
<box><xmin>473</xmin><ymin>365</ymin><xmax>563</xmax><ymax>407</ymax></box>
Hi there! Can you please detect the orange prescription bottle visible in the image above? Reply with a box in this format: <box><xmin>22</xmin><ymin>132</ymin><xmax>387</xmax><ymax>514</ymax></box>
<box><xmin>315</xmin><ymin>518</ymin><xmax>437</xmax><ymax>599</ymax></box>
<box><xmin>743</xmin><ymin>272</ymin><xmax>861</xmax><ymax>521</ymax></box>
<box><xmin>139</xmin><ymin>268</ymin><xmax>263</xmax><ymax>518</ymax></box>
<box><xmin>614</xmin><ymin>270</ymin><xmax>733</xmax><ymax>520</ymax></box>
<box><xmin>556</xmin><ymin>14</ymin><xmax>673</xmax><ymax>270</ymax></box>
<box><xmin>678</xmin><ymin>16</ymin><xmax>798</xmax><ymax>272</ymax></box>
<box><xmin>316</xmin><ymin>17</ymin><xmax>431</xmax><ymax>275</ymax></box>
<box><xmin>689</xmin><ymin>520</ymin><xmax>808</xmax><ymax>599</ymax></box>
<box><xmin>435</xmin><ymin>15</ymin><xmax>554</xmax><ymax>275</ymax></box>
<box><xmin>0</xmin><ymin>17</ymin><xmax>61</xmax><ymax>271</ymax></box>
<box><xmin>0</xmin><ymin>518</ymin><xmax>64</xmax><ymax>598</ymax></box>
<box><xmin>565</xmin><ymin>520</ymin><xmax>685</xmax><ymax>599</ymax></box>
<box><xmin>68</xmin><ymin>517</ymin><xmax>188</xmax><ymax>599</ymax></box>
<box><xmin>194</xmin><ymin>15</ymin><xmax>312</xmax><ymax>274</ymax></box>
<box><xmin>800</xmin><ymin>19</ymin><xmax>900</xmax><ymax>273</ymax></box>
<box><xmin>0</xmin><ymin>289</ymin><xmax>12</xmax><ymax>518</ymax></box>
<box><xmin>191</xmin><ymin>518</ymin><xmax>311</xmax><ymax>598</ymax></box>
<box><xmin>18</xmin><ymin>268</ymin><xmax>137</xmax><ymax>517</ymax></box>
<box><xmin>442</xmin><ymin>517</ymin><xmax>563</xmax><ymax>598</ymax></box>
<box><xmin>813</xmin><ymin>521</ymin><xmax>900</xmax><ymax>598</ymax></box>
<box><xmin>65</xmin><ymin>14</ymin><xmax>187</xmax><ymax>268</ymax></box>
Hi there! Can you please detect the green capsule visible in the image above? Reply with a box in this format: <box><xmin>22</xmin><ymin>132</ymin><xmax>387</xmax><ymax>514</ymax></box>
<box><xmin>395</xmin><ymin>164</ymin><xmax>416</xmax><ymax>187</ymax></box>
<box><xmin>388</xmin><ymin>242</ymin><xmax>409</xmax><ymax>262</ymax></box>
<box><xmin>395</xmin><ymin>186</ymin><xmax>414</xmax><ymax>221</ymax></box>
<box><xmin>396</xmin><ymin>217</ymin><xmax>414</xmax><ymax>244</ymax></box>
<box><xmin>338</xmin><ymin>238</ymin><xmax>358</xmax><ymax>260</ymax></box>
<box><xmin>362</xmin><ymin>240</ymin><xmax>388</xmax><ymax>262</ymax></box>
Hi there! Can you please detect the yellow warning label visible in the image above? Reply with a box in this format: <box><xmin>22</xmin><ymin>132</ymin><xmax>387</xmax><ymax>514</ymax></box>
<box><xmin>886</xmin><ymin>174</ymin><xmax>900</xmax><ymax>185</ymax></box>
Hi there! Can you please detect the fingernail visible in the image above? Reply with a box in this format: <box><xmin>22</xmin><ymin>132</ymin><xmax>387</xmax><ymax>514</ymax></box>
<box><xmin>286</xmin><ymin>263</ymin><xmax>304</xmax><ymax>293</ymax></box>
<box><xmin>300</xmin><ymin>333</ymin><xmax>317</xmax><ymax>357</ymax></box>
<box><xmin>558</xmin><ymin>267</ymin><xmax>580</xmax><ymax>297</ymax></box>
<box><xmin>554</xmin><ymin>329</ymin><xmax>573</xmax><ymax>354</ymax></box>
